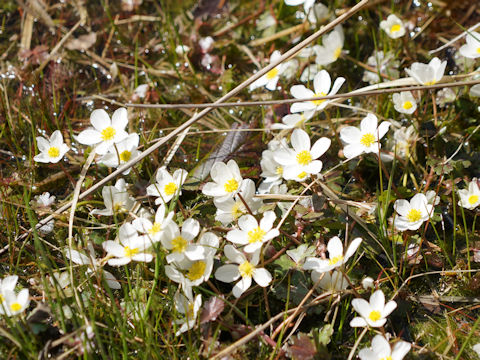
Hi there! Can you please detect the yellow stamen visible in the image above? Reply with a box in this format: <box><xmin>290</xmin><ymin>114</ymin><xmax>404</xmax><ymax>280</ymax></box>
<box><xmin>124</xmin><ymin>246</ymin><xmax>139</xmax><ymax>258</ymax></box>
<box><xmin>171</xmin><ymin>236</ymin><xmax>188</xmax><ymax>253</ymax></box>
<box><xmin>224</xmin><ymin>179</ymin><xmax>239</xmax><ymax>193</ymax></box>
<box><xmin>368</xmin><ymin>310</ymin><xmax>381</xmax><ymax>322</ymax></box>
<box><xmin>164</xmin><ymin>182</ymin><xmax>178</xmax><ymax>196</ymax></box>
<box><xmin>468</xmin><ymin>195</ymin><xmax>479</xmax><ymax>205</ymax></box>
<box><xmin>328</xmin><ymin>255</ymin><xmax>344</xmax><ymax>266</ymax></box>
<box><xmin>247</xmin><ymin>227</ymin><xmax>266</xmax><ymax>244</ymax></box>
<box><xmin>297</xmin><ymin>171</ymin><xmax>307</xmax><ymax>179</ymax></box>
<box><xmin>101</xmin><ymin>126</ymin><xmax>116</xmax><ymax>141</ymax></box>
<box><xmin>0</xmin><ymin>294</ymin><xmax>4</xmax><ymax>303</ymax></box>
<box><xmin>275</xmin><ymin>166</ymin><xmax>283</xmax><ymax>175</ymax></box>
<box><xmin>333</xmin><ymin>47</ymin><xmax>342</xmax><ymax>60</ymax></box>
<box><xmin>390</xmin><ymin>24</ymin><xmax>401</xmax><ymax>33</ymax></box>
<box><xmin>296</xmin><ymin>150</ymin><xmax>312</xmax><ymax>166</ymax></box>
<box><xmin>266</xmin><ymin>67</ymin><xmax>279</xmax><ymax>80</ymax></box>
<box><xmin>149</xmin><ymin>222</ymin><xmax>162</xmax><ymax>235</ymax></box>
<box><xmin>425</xmin><ymin>80</ymin><xmax>436</xmax><ymax>86</ymax></box>
<box><xmin>119</xmin><ymin>150</ymin><xmax>131</xmax><ymax>162</ymax></box>
<box><xmin>477</xmin><ymin>47</ymin><xmax>480</xmax><ymax>54</ymax></box>
<box><xmin>187</xmin><ymin>261</ymin><xmax>206</xmax><ymax>281</ymax></box>
<box><xmin>406</xmin><ymin>208</ymin><xmax>422</xmax><ymax>223</ymax></box>
<box><xmin>402</xmin><ymin>101</ymin><xmax>413</xmax><ymax>110</ymax></box>
<box><xmin>48</xmin><ymin>146</ymin><xmax>60</xmax><ymax>158</ymax></box>
<box><xmin>231</xmin><ymin>202</ymin><xmax>245</xmax><ymax>220</ymax></box>
<box><xmin>239</xmin><ymin>261</ymin><xmax>255</xmax><ymax>278</ymax></box>
<box><xmin>10</xmin><ymin>303</ymin><xmax>22</xmax><ymax>312</ymax></box>
<box><xmin>313</xmin><ymin>92</ymin><xmax>327</xmax><ymax>106</ymax></box>
<box><xmin>360</xmin><ymin>133</ymin><xmax>376</xmax><ymax>147</ymax></box>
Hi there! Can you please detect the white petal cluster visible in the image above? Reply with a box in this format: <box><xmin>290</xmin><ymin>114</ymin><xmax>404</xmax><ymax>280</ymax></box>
<box><xmin>359</xmin><ymin>335</ymin><xmax>411</xmax><ymax>360</ymax></box>
<box><xmin>459</xmin><ymin>31</ymin><xmax>480</xmax><ymax>59</ymax></box>
<box><xmin>380</xmin><ymin>15</ymin><xmax>406</xmax><ymax>39</ymax></box>
<box><xmin>350</xmin><ymin>289</ymin><xmax>397</xmax><ymax>328</ymax></box>
<box><xmin>249</xmin><ymin>51</ymin><xmax>286</xmax><ymax>91</ymax></box>
<box><xmin>174</xmin><ymin>292</ymin><xmax>202</xmax><ymax>335</ymax></box>
<box><xmin>405</xmin><ymin>57</ymin><xmax>446</xmax><ymax>85</ymax></box>
<box><xmin>34</xmin><ymin>130</ymin><xmax>69</xmax><ymax>163</ymax></box>
<box><xmin>314</xmin><ymin>26</ymin><xmax>344</xmax><ymax>66</ymax></box>
<box><xmin>146</xmin><ymin>167</ymin><xmax>188</xmax><ymax>205</ymax></box>
<box><xmin>0</xmin><ymin>275</ymin><xmax>30</xmax><ymax>316</ymax></box>
<box><xmin>392</xmin><ymin>91</ymin><xmax>417</xmax><ymax>115</ymax></box>
<box><xmin>458</xmin><ymin>179</ymin><xmax>480</xmax><ymax>210</ymax></box>
<box><xmin>97</xmin><ymin>133</ymin><xmax>141</xmax><ymax>175</ymax></box>
<box><xmin>202</xmin><ymin>160</ymin><xmax>243</xmax><ymax>201</ymax></box>
<box><xmin>393</xmin><ymin>194</ymin><xmax>433</xmax><ymax>231</ymax></box>
<box><xmin>91</xmin><ymin>178</ymin><xmax>135</xmax><ymax>216</ymax></box>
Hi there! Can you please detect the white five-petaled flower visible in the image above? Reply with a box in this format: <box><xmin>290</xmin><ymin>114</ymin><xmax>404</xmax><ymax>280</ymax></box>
<box><xmin>358</xmin><ymin>334</ymin><xmax>411</xmax><ymax>360</ymax></box>
<box><xmin>215</xmin><ymin>245</ymin><xmax>272</xmax><ymax>298</ymax></box>
<box><xmin>258</xmin><ymin>139</ymin><xmax>288</xmax><ymax>193</ymax></box>
<box><xmin>392</xmin><ymin>91</ymin><xmax>417</xmax><ymax>115</ymax></box>
<box><xmin>340</xmin><ymin>113</ymin><xmax>391</xmax><ymax>159</ymax></box>
<box><xmin>271</xmin><ymin>111</ymin><xmax>315</xmax><ymax>130</ymax></box>
<box><xmin>0</xmin><ymin>275</ymin><xmax>21</xmax><ymax>315</ymax></box>
<box><xmin>161</xmin><ymin>218</ymin><xmax>206</xmax><ymax>264</ymax></box>
<box><xmin>290</xmin><ymin>70</ymin><xmax>345</xmax><ymax>115</ymax></box>
<box><xmin>77</xmin><ymin>108</ymin><xmax>129</xmax><ymax>155</ymax></box>
<box><xmin>249</xmin><ymin>51</ymin><xmax>286</xmax><ymax>91</ymax></box>
<box><xmin>226</xmin><ymin>211</ymin><xmax>279</xmax><ymax>253</ymax></box>
<box><xmin>405</xmin><ymin>57</ymin><xmax>446</xmax><ymax>86</ymax></box>
<box><xmin>174</xmin><ymin>292</ymin><xmax>202</xmax><ymax>335</ymax></box>
<box><xmin>314</xmin><ymin>26</ymin><xmax>344</xmax><ymax>66</ymax></box>
<box><xmin>214</xmin><ymin>179</ymin><xmax>263</xmax><ymax>226</ymax></box>
<box><xmin>459</xmin><ymin>31</ymin><xmax>480</xmax><ymax>59</ymax></box>
<box><xmin>1</xmin><ymin>288</ymin><xmax>29</xmax><ymax>317</ymax></box>
<box><xmin>393</xmin><ymin>193</ymin><xmax>433</xmax><ymax>231</ymax></box>
<box><xmin>273</xmin><ymin>128</ymin><xmax>331</xmax><ymax>181</ymax></box>
<box><xmin>132</xmin><ymin>204</ymin><xmax>174</xmax><ymax>244</ymax></box>
<box><xmin>146</xmin><ymin>167</ymin><xmax>188</xmax><ymax>205</ymax></box>
<box><xmin>34</xmin><ymin>130</ymin><xmax>70</xmax><ymax>163</ymax></box>
<box><xmin>32</xmin><ymin>192</ymin><xmax>55</xmax><ymax>208</ymax></box>
<box><xmin>103</xmin><ymin>223</ymin><xmax>153</xmax><ymax>266</ymax></box>
<box><xmin>458</xmin><ymin>179</ymin><xmax>480</xmax><ymax>210</ymax></box>
<box><xmin>380</xmin><ymin>14</ymin><xmax>406</xmax><ymax>39</ymax></box>
<box><xmin>303</xmin><ymin>236</ymin><xmax>362</xmax><ymax>273</ymax></box>
<box><xmin>350</xmin><ymin>289</ymin><xmax>397</xmax><ymax>328</ymax></box>
<box><xmin>202</xmin><ymin>160</ymin><xmax>243</xmax><ymax>201</ymax></box>
<box><xmin>91</xmin><ymin>178</ymin><xmax>135</xmax><ymax>216</ymax></box>
<box><xmin>97</xmin><ymin>133</ymin><xmax>141</xmax><ymax>175</ymax></box>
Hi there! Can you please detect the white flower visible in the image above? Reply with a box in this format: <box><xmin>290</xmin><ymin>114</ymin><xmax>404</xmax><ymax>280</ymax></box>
<box><xmin>1</xmin><ymin>289</ymin><xmax>29</xmax><ymax>316</ymax></box>
<box><xmin>33</xmin><ymin>192</ymin><xmax>55</xmax><ymax>208</ymax></box>
<box><xmin>165</xmin><ymin>232</ymin><xmax>219</xmax><ymax>287</ymax></box>
<box><xmin>393</xmin><ymin>193</ymin><xmax>434</xmax><ymax>231</ymax></box>
<box><xmin>362</xmin><ymin>51</ymin><xmax>399</xmax><ymax>84</ymax></box>
<box><xmin>282</xmin><ymin>59</ymin><xmax>299</xmax><ymax>80</ymax></box>
<box><xmin>271</xmin><ymin>111</ymin><xmax>315</xmax><ymax>130</ymax></box>
<box><xmin>34</xmin><ymin>130</ymin><xmax>69</xmax><ymax>163</ymax></box>
<box><xmin>458</xmin><ymin>179</ymin><xmax>480</xmax><ymax>210</ymax></box>
<box><xmin>350</xmin><ymin>289</ymin><xmax>397</xmax><ymax>328</ymax></box>
<box><xmin>359</xmin><ymin>335</ymin><xmax>411</xmax><ymax>360</ymax></box>
<box><xmin>103</xmin><ymin>223</ymin><xmax>153</xmax><ymax>266</ymax></box>
<box><xmin>405</xmin><ymin>57</ymin><xmax>447</xmax><ymax>85</ymax></box>
<box><xmin>162</xmin><ymin>218</ymin><xmax>205</xmax><ymax>264</ymax></box>
<box><xmin>459</xmin><ymin>31</ymin><xmax>480</xmax><ymax>59</ymax></box>
<box><xmin>146</xmin><ymin>167</ymin><xmax>188</xmax><ymax>205</ymax></box>
<box><xmin>392</xmin><ymin>92</ymin><xmax>417</xmax><ymax>115</ymax></box>
<box><xmin>91</xmin><ymin>179</ymin><xmax>135</xmax><ymax>216</ymax></box>
<box><xmin>311</xmin><ymin>270</ymin><xmax>348</xmax><ymax>291</ymax></box>
<box><xmin>132</xmin><ymin>204</ymin><xmax>174</xmax><ymax>244</ymax></box>
<box><xmin>249</xmin><ymin>51</ymin><xmax>286</xmax><ymax>91</ymax></box>
<box><xmin>226</xmin><ymin>211</ymin><xmax>279</xmax><ymax>253</ymax></box>
<box><xmin>134</xmin><ymin>84</ymin><xmax>149</xmax><ymax>99</ymax></box>
<box><xmin>273</xmin><ymin>128</ymin><xmax>331</xmax><ymax>181</ymax></box>
<box><xmin>215</xmin><ymin>245</ymin><xmax>272</xmax><ymax>298</ymax></box>
<box><xmin>202</xmin><ymin>160</ymin><xmax>243</xmax><ymax>201</ymax></box>
<box><xmin>303</xmin><ymin>236</ymin><xmax>362</xmax><ymax>273</ymax></box>
<box><xmin>76</xmin><ymin>108</ymin><xmax>129</xmax><ymax>155</ymax></box>
<box><xmin>199</xmin><ymin>36</ymin><xmax>214</xmax><ymax>53</ymax></box>
<box><xmin>380</xmin><ymin>15</ymin><xmax>406</xmax><ymax>39</ymax></box>
<box><xmin>314</xmin><ymin>26</ymin><xmax>344</xmax><ymax>66</ymax></box>
<box><xmin>284</xmin><ymin>0</ymin><xmax>315</xmax><ymax>12</ymax></box>
<box><xmin>362</xmin><ymin>277</ymin><xmax>375</xmax><ymax>290</ymax></box>
<box><xmin>473</xmin><ymin>343</ymin><xmax>480</xmax><ymax>357</ymax></box>
<box><xmin>290</xmin><ymin>70</ymin><xmax>345</xmax><ymax>114</ymax></box>
<box><xmin>175</xmin><ymin>45</ymin><xmax>190</xmax><ymax>55</ymax></box>
<box><xmin>214</xmin><ymin>179</ymin><xmax>262</xmax><ymax>226</ymax></box>
<box><xmin>259</xmin><ymin>139</ymin><xmax>288</xmax><ymax>193</ymax></box>
<box><xmin>174</xmin><ymin>292</ymin><xmax>202</xmax><ymax>335</ymax></box>
<box><xmin>97</xmin><ymin>133</ymin><xmax>141</xmax><ymax>175</ymax></box>
<box><xmin>387</xmin><ymin>125</ymin><xmax>416</xmax><ymax>159</ymax></box>
<box><xmin>340</xmin><ymin>113</ymin><xmax>390</xmax><ymax>159</ymax></box>
<box><xmin>65</xmin><ymin>243</ymin><xmax>121</xmax><ymax>289</ymax></box>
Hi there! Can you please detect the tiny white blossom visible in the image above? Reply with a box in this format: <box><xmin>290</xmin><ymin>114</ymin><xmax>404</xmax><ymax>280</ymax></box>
<box><xmin>1</xmin><ymin>289</ymin><xmax>29</xmax><ymax>316</ymax></box>
<box><xmin>174</xmin><ymin>292</ymin><xmax>202</xmax><ymax>335</ymax></box>
<box><xmin>91</xmin><ymin>178</ymin><xmax>135</xmax><ymax>216</ymax></box>
<box><xmin>362</xmin><ymin>277</ymin><xmax>375</xmax><ymax>290</ymax></box>
<box><xmin>359</xmin><ymin>334</ymin><xmax>411</xmax><ymax>360</ymax></box>
<box><xmin>34</xmin><ymin>130</ymin><xmax>69</xmax><ymax>163</ymax></box>
<box><xmin>258</xmin><ymin>139</ymin><xmax>288</xmax><ymax>193</ymax></box>
<box><xmin>340</xmin><ymin>114</ymin><xmax>390</xmax><ymax>159</ymax></box>
<box><xmin>249</xmin><ymin>51</ymin><xmax>286</xmax><ymax>91</ymax></box>
<box><xmin>202</xmin><ymin>160</ymin><xmax>243</xmax><ymax>201</ymax></box>
<box><xmin>33</xmin><ymin>192</ymin><xmax>55</xmax><ymax>208</ymax></box>
<box><xmin>161</xmin><ymin>219</ymin><xmax>206</xmax><ymax>264</ymax></box>
<box><xmin>392</xmin><ymin>92</ymin><xmax>417</xmax><ymax>115</ymax></box>
<box><xmin>314</xmin><ymin>26</ymin><xmax>344</xmax><ymax>66</ymax></box>
<box><xmin>350</xmin><ymin>289</ymin><xmax>397</xmax><ymax>328</ymax></box>
<box><xmin>146</xmin><ymin>167</ymin><xmax>188</xmax><ymax>205</ymax></box>
<box><xmin>271</xmin><ymin>111</ymin><xmax>315</xmax><ymax>130</ymax></box>
<box><xmin>458</xmin><ymin>179</ymin><xmax>480</xmax><ymax>210</ymax></box>
<box><xmin>393</xmin><ymin>194</ymin><xmax>433</xmax><ymax>231</ymax></box>
<box><xmin>132</xmin><ymin>204</ymin><xmax>174</xmax><ymax>244</ymax></box>
<box><xmin>380</xmin><ymin>14</ymin><xmax>406</xmax><ymax>39</ymax></box>
<box><xmin>405</xmin><ymin>57</ymin><xmax>446</xmax><ymax>85</ymax></box>
<box><xmin>459</xmin><ymin>31</ymin><xmax>480</xmax><ymax>59</ymax></box>
<box><xmin>97</xmin><ymin>133</ymin><xmax>141</xmax><ymax>175</ymax></box>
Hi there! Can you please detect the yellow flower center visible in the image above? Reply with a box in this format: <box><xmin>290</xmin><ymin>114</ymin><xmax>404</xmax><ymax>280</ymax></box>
<box><xmin>328</xmin><ymin>255</ymin><xmax>344</xmax><ymax>266</ymax></box>
<box><xmin>297</xmin><ymin>171</ymin><xmax>307</xmax><ymax>179</ymax></box>
<box><xmin>187</xmin><ymin>261</ymin><xmax>206</xmax><ymax>281</ymax></box>
<box><xmin>275</xmin><ymin>166</ymin><xmax>283</xmax><ymax>175</ymax></box>
<box><xmin>119</xmin><ymin>150</ymin><xmax>131</xmax><ymax>162</ymax></box>
<box><xmin>0</xmin><ymin>294</ymin><xmax>4</xmax><ymax>303</ymax></box>
<box><xmin>333</xmin><ymin>47</ymin><xmax>342</xmax><ymax>60</ymax></box>
<box><xmin>468</xmin><ymin>195</ymin><xmax>479</xmax><ymax>205</ymax></box>
<box><xmin>296</xmin><ymin>150</ymin><xmax>312</xmax><ymax>166</ymax></box>
<box><xmin>360</xmin><ymin>133</ymin><xmax>376</xmax><ymax>147</ymax></box>
<box><xmin>477</xmin><ymin>47</ymin><xmax>480</xmax><ymax>54</ymax></box>
<box><xmin>101</xmin><ymin>126</ymin><xmax>116</xmax><ymax>141</ymax></box>
<box><xmin>380</xmin><ymin>357</ymin><xmax>393</xmax><ymax>360</ymax></box>
<box><xmin>48</xmin><ymin>146</ymin><xmax>60</xmax><ymax>158</ymax></box>
<box><xmin>266</xmin><ymin>67</ymin><xmax>279</xmax><ymax>80</ymax></box>
<box><xmin>113</xmin><ymin>202</ymin><xmax>124</xmax><ymax>212</ymax></box>
<box><xmin>124</xmin><ymin>246</ymin><xmax>139</xmax><ymax>258</ymax></box>
<box><xmin>402</xmin><ymin>101</ymin><xmax>413</xmax><ymax>110</ymax></box>
<box><xmin>10</xmin><ymin>302</ymin><xmax>22</xmax><ymax>312</ymax></box>
<box><xmin>224</xmin><ymin>178</ymin><xmax>239</xmax><ymax>193</ymax></box>
<box><xmin>239</xmin><ymin>261</ymin><xmax>255</xmax><ymax>278</ymax></box>
<box><xmin>164</xmin><ymin>182</ymin><xmax>178</xmax><ymax>196</ymax></box>
<box><xmin>248</xmin><ymin>227</ymin><xmax>266</xmax><ymax>244</ymax></box>
<box><xmin>231</xmin><ymin>202</ymin><xmax>245</xmax><ymax>220</ymax></box>
<box><xmin>390</xmin><ymin>24</ymin><xmax>401</xmax><ymax>33</ymax></box>
<box><xmin>148</xmin><ymin>222</ymin><xmax>162</xmax><ymax>235</ymax></box>
<box><xmin>425</xmin><ymin>80</ymin><xmax>436</xmax><ymax>86</ymax></box>
<box><xmin>186</xmin><ymin>303</ymin><xmax>195</xmax><ymax>319</ymax></box>
<box><xmin>171</xmin><ymin>236</ymin><xmax>188</xmax><ymax>253</ymax></box>
<box><xmin>313</xmin><ymin>91</ymin><xmax>327</xmax><ymax>106</ymax></box>
<box><xmin>368</xmin><ymin>310</ymin><xmax>381</xmax><ymax>322</ymax></box>
<box><xmin>406</xmin><ymin>208</ymin><xmax>422</xmax><ymax>223</ymax></box>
